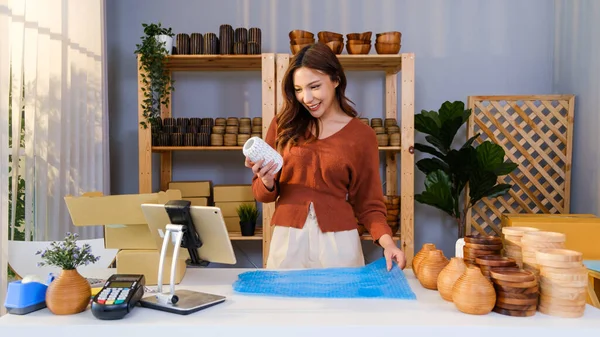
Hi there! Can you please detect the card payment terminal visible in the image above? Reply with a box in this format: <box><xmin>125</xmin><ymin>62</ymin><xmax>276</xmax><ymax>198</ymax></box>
<box><xmin>91</xmin><ymin>274</ymin><xmax>145</xmax><ymax>320</ymax></box>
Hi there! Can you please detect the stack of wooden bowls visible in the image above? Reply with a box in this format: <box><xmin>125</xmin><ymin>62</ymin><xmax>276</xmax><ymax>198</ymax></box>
<box><xmin>520</xmin><ymin>231</ymin><xmax>566</xmax><ymax>277</ymax></box>
<box><xmin>535</xmin><ymin>248</ymin><xmax>588</xmax><ymax>318</ymax></box>
<box><xmin>289</xmin><ymin>30</ymin><xmax>315</xmax><ymax>55</ymax></box>
<box><xmin>248</xmin><ymin>27</ymin><xmax>262</xmax><ymax>55</ymax></box>
<box><xmin>462</xmin><ymin>234</ymin><xmax>503</xmax><ymax>265</ymax></box>
<box><xmin>367</xmin><ymin>118</ymin><xmax>400</xmax><ymax>146</ymax></box>
<box><xmin>384</xmin><ymin>195</ymin><xmax>400</xmax><ymax>234</ymax></box>
<box><xmin>223</xmin><ymin>117</ymin><xmax>239</xmax><ymax>146</ymax></box>
<box><xmin>219</xmin><ymin>24</ymin><xmax>234</xmax><ymax>55</ymax></box>
<box><xmin>317</xmin><ymin>31</ymin><xmax>343</xmax><ymax>54</ymax></box>
<box><xmin>211</xmin><ymin>118</ymin><xmax>226</xmax><ymax>146</ymax></box>
<box><xmin>475</xmin><ymin>255</ymin><xmax>517</xmax><ymax>282</ymax></box>
<box><xmin>346</xmin><ymin>31</ymin><xmax>371</xmax><ymax>55</ymax></box>
<box><xmin>502</xmin><ymin>226</ymin><xmax>540</xmax><ymax>267</ymax></box>
<box><xmin>237</xmin><ymin>118</ymin><xmax>251</xmax><ymax>146</ymax></box>
<box><xmin>251</xmin><ymin>117</ymin><xmax>262</xmax><ymax>138</ymax></box>
<box><xmin>375</xmin><ymin>31</ymin><xmax>401</xmax><ymax>54</ymax></box>
<box><xmin>489</xmin><ymin>268</ymin><xmax>539</xmax><ymax>317</ymax></box>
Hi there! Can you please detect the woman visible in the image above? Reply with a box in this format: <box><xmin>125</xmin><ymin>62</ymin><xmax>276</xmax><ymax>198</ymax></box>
<box><xmin>245</xmin><ymin>43</ymin><xmax>406</xmax><ymax>271</ymax></box>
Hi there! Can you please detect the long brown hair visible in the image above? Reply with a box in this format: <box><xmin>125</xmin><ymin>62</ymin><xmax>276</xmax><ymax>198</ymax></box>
<box><xmin>275</xmin><ymin>43</ymin><xmax>358</xmax><ymax>152</ymax></box>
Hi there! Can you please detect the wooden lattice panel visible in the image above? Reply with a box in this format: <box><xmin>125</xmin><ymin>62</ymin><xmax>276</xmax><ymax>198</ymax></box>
<box><xmin>466</xmin><ymin>95</ymin><xmax>575</xmax><ymax>236</ymax></box>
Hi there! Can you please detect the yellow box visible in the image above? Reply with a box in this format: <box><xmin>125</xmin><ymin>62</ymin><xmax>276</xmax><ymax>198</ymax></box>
<box><xmin>168</xmin><ymin>181</ymin><xmax>211</xmax><ymax>198</ymax></box>
<box><xmin>64</xmin><ymin>190</ymin><xmax>182</xmax><ymax>250</ymax></box>
<box><xmin>501</xmin><ymin>213</ymin><xmax>600</xmax><ymax>259</ymax></box>
<box><xmin>213</xmin><ymin>184</ymin><xmax>254</xmax><ymax>202</ymax></box>
<box><xmin>116</xmin><ymin>249</ymin><xmax>186</xmax><ymax>286</ymax></box>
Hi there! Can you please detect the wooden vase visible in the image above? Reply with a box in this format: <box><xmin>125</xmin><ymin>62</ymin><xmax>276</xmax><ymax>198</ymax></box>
<box><xmin>417</xmin><ymin>250</ymin><xmax>449</xmax><ymax>290</ymax></box>
<box><xmin>437</xmin><ymin>257</ymin><xmax>467</xmax><ymax>301</ymax></box>
<box><xmin>452</xmin><ymin>265</ymin><xmax>496</xmax><ymax>315</ymax></box>
<box><xmin>412</xmin><ymin>243</ymin><xmax>436</xmax><ymax>278</ymax></box>
<box><xmin>46</xmin><ymin>269</ymin><xmax>91</xmax><ymax>315</ymax></box>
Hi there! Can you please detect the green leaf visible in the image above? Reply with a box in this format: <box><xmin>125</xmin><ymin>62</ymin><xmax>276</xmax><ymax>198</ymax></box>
<box><xmin>481</xmin><ymin>183</ymin><xmax>512</xmax><ymax>200</ymax></box>
<box><xmin>425</xmin><ymin>135</ymin><xmax>448</xmax><ymax>154</ymax></box>
<box><xmin>415</xmin><ymin>112</ymin><xmax>441</xmax><ymax>137</ymax></box>
<box><xmin>476</xmin><ymin>141</ymin><xmax>505</xmax><ymax>171</ymax></box>
<box><xmin>461</xmin><ymin>133</ymin><xmax>480</xmax><ymax>150</ymax></box>
<box><xmin>468</xmin><ymin>170</ymin><xmax>498</xmax><ymax>204</ymax></box>
<box><xmin>416</xmin><ymin>158</ymin><xmax>449</xmax><ymax>175</ymax></box>
<box><xmin>493</xmin><ymin>162</ymin><xmax>518</xmax><ymax>176</ymax></box>
<box><xmin>414</xmin><ymin>143</ymin><xmax>445</xmax><ymax>159</ymax></box>
<box><xmin>415</xmin><ymin>170</ymin><xmax>456</xmax><ymax>217</ymax></box>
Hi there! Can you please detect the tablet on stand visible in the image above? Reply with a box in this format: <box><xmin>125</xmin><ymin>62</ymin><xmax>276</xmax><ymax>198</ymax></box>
<box><xmin>139</xmin><ymin>200</ymin><xmax>237</xmax><ymax>315</ymax></box>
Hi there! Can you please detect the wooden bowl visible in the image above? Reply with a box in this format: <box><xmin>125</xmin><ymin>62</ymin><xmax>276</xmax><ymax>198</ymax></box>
<box><xmin>375</xmin><ymin>42</ymin><xmax>401</xmax><ymax>54</ymax></box>
<box><xmin>291</xmin><ymin>38</ymin><xmax>315</xmax><ymax>45</ymax></box>
<box><xmin>289</xmin><ymin>30</ymin><xmax>314</xmax><ymax>40</ymax></box>
<box><xmin>346</xmin><ymin>31</ymin><xmax>372</xmax><ymax>41</ymax></box>
<box><xmin>376</xmin><ymin>31</ymin><xmax>401</xmax><ymax>43</ymax></box>
<box><xmin>318</xmin><ymin>31</ymin><xmax>343</xmax><ymax>42</ymax></box>
<box><xmin>320</xmin><ymin>40</ymin><xmax>343</xmax><ymax>54</ymax></box>
<box><xmin>346</xmin><ymin>43</ymin><xmax>371</xmax><ymax>55</ymax></box>
<box><xmin>290</xmin><ymin>43</ymin><xmax>312</xmax><ymax>55</ymax></box>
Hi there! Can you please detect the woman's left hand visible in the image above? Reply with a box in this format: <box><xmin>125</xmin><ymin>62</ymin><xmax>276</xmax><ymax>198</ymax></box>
<box><xmin>379</xmin><ymin>234</ymin><xmax>407</xmax><ymax>271</ymax></box>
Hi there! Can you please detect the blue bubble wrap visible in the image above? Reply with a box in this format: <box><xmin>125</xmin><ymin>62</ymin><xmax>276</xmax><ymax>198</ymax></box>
<box><xmin>232</xmin><ymin>257</ymin><xmax>417</xmax><ymax>299</ymax></box>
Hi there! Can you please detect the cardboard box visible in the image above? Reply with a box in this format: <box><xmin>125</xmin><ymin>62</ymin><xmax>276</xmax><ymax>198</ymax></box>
<box><xmin>215</xmin><ymin>201</ymin><xmax>256</xmax><ymax>217</ymax></box>
<box><xmin>168</xmin><ymin>181</ymin><xmax>211</xmax><ymax>198</ymax></box>
<box><xmin>501</xmin><ymin>213</ymin><xmax>600</xmax><ymax>259</ymax></box>
<box><xmin>64</xmin><ymin>190</ymin><xmax>182</xmax><ymax>250</ymax></box>
<box><xmin>213</xmin><ymin>184</ymin><xmax>254</xmax><ymax>202</ymax></box>
<box><xmin>186</xmin><ymin>197</ymin><xmax>208</xmax><ymax>206</ymax></box>
<box><xmin>116</xmin><ymin>249</ymin><xmax>186</xmax><ymax>286</ymax></box>
<box><xmin>223</xmin><ymin>216</ymin><xmax>241</xmax><ymax>232</ymax></box>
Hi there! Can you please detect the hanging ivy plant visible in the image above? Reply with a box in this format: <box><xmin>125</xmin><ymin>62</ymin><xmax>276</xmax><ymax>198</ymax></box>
<box><xmin>134</xmin><ymin>22</ymin><xmax>175</xmax><ymax>129</ymax></box>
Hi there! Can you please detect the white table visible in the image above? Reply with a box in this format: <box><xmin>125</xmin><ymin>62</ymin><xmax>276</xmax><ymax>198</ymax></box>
<box><xmin>1</xmin><ymin>268</ymin><xmax>600</xmax><ymax>336</ymax></box>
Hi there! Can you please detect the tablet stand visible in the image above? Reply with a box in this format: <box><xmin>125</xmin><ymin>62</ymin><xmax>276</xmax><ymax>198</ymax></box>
<box><xmin>138</xmin><ymin>200</ymin><xmax>226</xmax><ymax>315</ymax></box>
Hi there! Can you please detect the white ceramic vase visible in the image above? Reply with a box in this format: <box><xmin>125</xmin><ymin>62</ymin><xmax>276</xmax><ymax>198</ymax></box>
<box><xmin>455</xmin><ymin>238</ymin><xmax>465</xmax><ymax>257</ymax></box>
<box><xmin>156</xmin><ymin>34</ymin><xmax>173</xmax><ymax>54</ymax></box>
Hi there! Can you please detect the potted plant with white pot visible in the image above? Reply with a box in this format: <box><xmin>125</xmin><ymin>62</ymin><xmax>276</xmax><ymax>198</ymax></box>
<box><xmin>134</xmin><ymin>22</ymin><xmax>175</xmax><ymax>129</ymax></box>
<box><xmin>413</xmin><ymin>101</ymin><xmax>518</xmax><ymax>256</ymax></box>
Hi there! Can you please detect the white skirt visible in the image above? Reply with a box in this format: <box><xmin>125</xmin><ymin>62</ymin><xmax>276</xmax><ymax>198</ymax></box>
<box><xmin>266</xmin><ymin>202</ymin><xmax>365</xmax><ymax>269</ymax></box>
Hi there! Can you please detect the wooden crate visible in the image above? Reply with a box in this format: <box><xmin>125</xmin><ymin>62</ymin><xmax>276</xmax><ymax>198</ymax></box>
<box><xmin>465</xmin><ymin>95</ymin><xmax>575</xmax><ymax>236</ymax></box>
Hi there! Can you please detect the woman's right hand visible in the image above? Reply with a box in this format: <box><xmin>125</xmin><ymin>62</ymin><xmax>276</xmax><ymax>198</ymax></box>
<box><xmin>245</xmin><ymin>157</ymin><xmax>278</xmax><ymax>191</ymax></box>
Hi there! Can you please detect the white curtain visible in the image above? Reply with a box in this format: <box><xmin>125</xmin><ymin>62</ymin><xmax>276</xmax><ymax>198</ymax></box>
<box><xmin>4</xmin><ymin>0</ymin><xmax>109</xmax><ymax>243</ymax></box>
<box><xmin>1</xmin><ymin>0</ymin><xmax>11</xmax><ymax>316</ymax></box>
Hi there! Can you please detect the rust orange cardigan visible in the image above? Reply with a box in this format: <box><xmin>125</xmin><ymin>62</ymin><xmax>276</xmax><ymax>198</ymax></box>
<box><xmin>252</xmin><ymin>117</ymin><xmax>393</xmax><ymax>242</ymax></box>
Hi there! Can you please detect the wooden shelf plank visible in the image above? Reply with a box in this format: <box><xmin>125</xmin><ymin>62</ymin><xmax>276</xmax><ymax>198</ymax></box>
<box><xmin>228</xmin><ymin>228</ymin><xmax>263</xmax><ymax>241</ymax></box>
<box><xmin>165</xmin><ymin>55</ymin><xmax>263</xmax><ymax>71</ymax></box>
<box><xmin>152</xmin><ymin>146</ymin><xmax>242</xmax><ymax>152</ymax></box>
<box><xmin>336</xmin><ymin>54</ymin><xmax>402</xmax><ymax>73</ymax></box>
<box><xmin>152</xmin><ymin>146</ymin><xmax>400</xmax><ymax>152</ymax></box>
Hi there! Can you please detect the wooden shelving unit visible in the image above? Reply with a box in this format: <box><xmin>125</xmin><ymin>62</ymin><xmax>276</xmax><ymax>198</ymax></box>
<box><xmin>138</xmin><ymin>52</ymin><xmax>415</xmax><ymax>267</ymax></box>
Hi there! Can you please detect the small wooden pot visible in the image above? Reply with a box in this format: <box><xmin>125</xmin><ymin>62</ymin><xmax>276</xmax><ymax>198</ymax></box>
<box><xmin>46</xmin><ymin>269</ymin><xmax>91</xmax><ymax>315</ymax></box>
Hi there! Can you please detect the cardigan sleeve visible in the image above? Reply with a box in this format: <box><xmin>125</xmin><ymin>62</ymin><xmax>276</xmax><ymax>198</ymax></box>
<box><xmin>251</xmin><ymin>117</ymin><xmax>280</xmax><ymax>203</ymax></box>
<box><xmin>347</xmin><ymin>129</ymin><xmax>393</xmax><ymax>243</ymax></box>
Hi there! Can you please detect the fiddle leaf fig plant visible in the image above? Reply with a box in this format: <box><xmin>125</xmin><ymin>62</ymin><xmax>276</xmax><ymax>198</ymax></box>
<box><xmin>134</xmin><ymin>22</ymin><xmax>175</xmax><ymax>129</ymax></box>
<box><xmin>414</xmin><ymin>101</ymin><xmax>518</xmax><ymax>238</ymax></box>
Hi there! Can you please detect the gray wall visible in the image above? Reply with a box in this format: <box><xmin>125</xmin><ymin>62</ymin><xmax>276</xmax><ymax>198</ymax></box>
<box><xmin>553</xmin><ymin>0</ymin><xmax>600</xmax><ymax>216</ymax></box>
<box><xmin>106</xmin><ymin>0</ymin><xmax>557</xmax><ymax>267</ymax></box>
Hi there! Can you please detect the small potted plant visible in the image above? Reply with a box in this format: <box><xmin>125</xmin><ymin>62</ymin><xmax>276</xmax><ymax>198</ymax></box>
<box><xmin>134</xmin><ymin>22</ymin><xmax>175</xmax><ymax>129</ymax></box>
<box><xmin>413</xmin><ymin>101</ymin><xmax>518</xmax><ymax>254</ymax></box>
<box><xmin>237</xmin><ymin>203</ymin><xmax>259</xmax><ymax>236</ymax></box>
<box><xmin>36</xmin><ymin>232</ymin><xmax>100</xmax><ymax>315</ymax></box>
